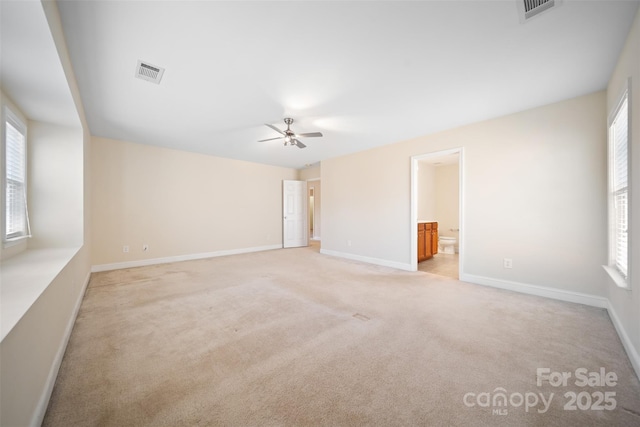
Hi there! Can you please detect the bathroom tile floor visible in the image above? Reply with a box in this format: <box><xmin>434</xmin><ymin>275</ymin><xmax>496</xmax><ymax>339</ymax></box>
<box><xmin>418</xmin><ymin>253</ymin><xmax>459</xmax><ymax>279</ymax></box>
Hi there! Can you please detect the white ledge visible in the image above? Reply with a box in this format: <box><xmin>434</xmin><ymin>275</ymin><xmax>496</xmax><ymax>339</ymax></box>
<box><xmin>602</xmin><ymin>265</ymin><xmax>630</xmax><ymax>290</ymax></box>
<box><xmin>1</xmin><ymin>247</ymin><xmax>81</xmax><ymax>341</ymax></box>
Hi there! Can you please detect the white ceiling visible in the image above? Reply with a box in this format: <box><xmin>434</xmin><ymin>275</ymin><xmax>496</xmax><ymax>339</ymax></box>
<box><xmin>46</xmin><ymin>1</ymin><xmax>640</xmax><ymax>168</ymax></box>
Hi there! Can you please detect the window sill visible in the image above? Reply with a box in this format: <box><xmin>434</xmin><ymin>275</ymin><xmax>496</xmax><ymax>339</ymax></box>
<box><xmin>1</xmin><ymin>247</ymin><xmax>81</xmax><ymax>341</ymax></box>
<box><xmin>3</xmin><ymin>235</ymin><xmax>29</xmax><ymax>248</ymax></box>
<box><xmin>602</xmin><ymin>265</ymin><xmax>630</xmax><ymax>290</ymax></box>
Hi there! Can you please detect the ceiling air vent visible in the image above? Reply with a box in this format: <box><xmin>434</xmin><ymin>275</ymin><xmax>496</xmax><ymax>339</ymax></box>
<box><xmin>517</xmin><ymin>0</ymin><xmax>562</xmax><ymax>22</ymax></box>
<box><xmin>135</xmin><ymin>60</ymin><xmax>164</xmax><ymax>84</ymax></box>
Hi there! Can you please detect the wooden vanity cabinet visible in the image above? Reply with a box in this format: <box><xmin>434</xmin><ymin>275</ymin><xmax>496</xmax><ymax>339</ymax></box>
<box><xmin>418</xmin><ymin>224</ymin><xmax>427</xmax><ymax>261</ymax></box>
<box><xmin>418</xmin><ymin>222</ymin><xmax>438</xmax><ymax>262</ymax></box>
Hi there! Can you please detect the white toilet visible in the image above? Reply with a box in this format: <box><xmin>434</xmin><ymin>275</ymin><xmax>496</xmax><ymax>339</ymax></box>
<box><xmin>439</xmin><ymin>236</ymin><xmax>457</xmax><ymax>254</ymax></box>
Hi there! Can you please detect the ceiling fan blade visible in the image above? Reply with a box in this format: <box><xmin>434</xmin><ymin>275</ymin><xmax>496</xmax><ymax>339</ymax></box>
<box><xmin>258</xmin><ymin>136</ymin><xmax>284</xmax><ymax>142</ymax></box>
<box><xmin>265</xmin><ymin>123</ymin><xmax>285</xmax><ymax>135</ymax></box>
<box><xmin>296</xmin><ymin>132</ymin><xmax>323</xmax><ymax>138</ymax></box>
<box><xmin>294</xmin><ymin>139</ymin><xmax>306</xmax><ymax>149</ymax></box>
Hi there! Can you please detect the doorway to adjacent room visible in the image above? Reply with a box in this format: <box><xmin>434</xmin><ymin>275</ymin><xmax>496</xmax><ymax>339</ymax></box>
<box><xmin>410</xmin><ymin>148</ymin><xmax>463</xmax><ymax>278</ymax></box>
<box><xmin>307</xmin><ymin>178</ymin><xmax>321</xmax><ymax>242</ymax></box>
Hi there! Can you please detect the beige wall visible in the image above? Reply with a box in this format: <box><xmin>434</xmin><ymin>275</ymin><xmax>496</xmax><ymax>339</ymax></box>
<box><xmin>435</xmin><ymin>164</ymin><xmax>459</xmax><ymax>242</ymax></box>
<box><xmin>322</xmin><ymin>91</ymin><xmax>607</xmax><ymax>296</ymax></box>
<box><xmin>298</xmin><ymin>165</ymin><xmax>320</xmax><ymax>181</ymax></box>
<box><xmin>417</xmin><ymin>162</ymin><xmax>436</xmax><ymax>221</ymax></box>
<box><xmin>28</xmin><ymin>121</ymin><xmax>84</xmax><ymax>249</ymax></box>
<box><xmin>91</xmin><ymin>137</ymin><xmax>297</xmax><ymax>267</ymax></box>
<box><xmin>606</xmin><ymin>8</ymin><xmax>640</xmax><ymax>370</ymax></box>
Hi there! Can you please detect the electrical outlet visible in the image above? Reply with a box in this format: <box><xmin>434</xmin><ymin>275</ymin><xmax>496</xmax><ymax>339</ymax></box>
<box><xmin>143</xmin><ymin>244</ymin><xmax>149</xmax><ymax>252</ymax></box>
<box><xmin>123</xmin><ymin>245</ymin><xmax>129</xmax><ymax>253</ymax></box>
<box><xmin>347</xmin><ymin>240</ymin><xmax>352</xmax><ymax>247</ymax></box>
<box><xmin>503</xmin><ymin>258</ymin><xmax>513</xmax><ymax>269</ymax></box>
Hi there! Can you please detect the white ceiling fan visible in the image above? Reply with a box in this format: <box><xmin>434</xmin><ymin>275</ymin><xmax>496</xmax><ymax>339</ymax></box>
<box><xmin>258</xmin><ymin>118</ymin><xmax>323</xmax><ymax>148</ymax></box>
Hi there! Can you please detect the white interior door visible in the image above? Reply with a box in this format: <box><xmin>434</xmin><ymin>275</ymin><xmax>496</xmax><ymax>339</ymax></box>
<box><xmin>283</xmin><ymin>180</ymin><xmax>308</xmax><ymax>248</ymax></box>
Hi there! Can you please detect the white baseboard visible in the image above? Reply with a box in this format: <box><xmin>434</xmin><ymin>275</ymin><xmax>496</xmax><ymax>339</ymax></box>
<box><xmin>605</xmin><ymin>301</ymin><xmax>640</xmax><ymax>380</ymax></box>
<box><xmin>91</xmin><ymin>244</ymin><xmax>282</xmax><ymax>273</ymax></box>
<box><xmin>61</xmin><ymin>250</ymin><xmax>640</xmax><ymax>404</ymax></box>
<box><xmin>320</xmin><ymin>249</ymin><xmax>413</xmax><ymax>271</ymax></box>
<box><xmin>460</xmin><ymin>273</ymin><xmax>609</xmax><ymax>308</ymax></box>
<box><xmin>31</xmin><ymin>270</ymin><xmax>91</xmax><ymax>427</ymax></box>
<box><xmin>460</xmin><ymin>274</ymin><xmax>640</xmax><ymax>380</ymax></box>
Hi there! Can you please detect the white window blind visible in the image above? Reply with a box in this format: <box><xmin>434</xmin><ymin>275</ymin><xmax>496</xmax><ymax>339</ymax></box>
<box><xmin>609</xmin><ymin>94</ymin><xmax>628</xmax><ymax>280</ymax></box>
<box><xmin>4</xmin><ymin>111</ymin><xmax>30</xmax><ymax>241</ymax></box>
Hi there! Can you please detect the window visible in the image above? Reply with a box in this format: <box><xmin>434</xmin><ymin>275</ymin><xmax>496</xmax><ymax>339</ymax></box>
<box><xmin>605</xmin><ymin>87</ymin><xmax>630</xmax><ymax>288</ymax></box>
<box><xmin>3</xmin><ymin>108</ymin><xmax>30</xmax><ymax>243</ymax></box>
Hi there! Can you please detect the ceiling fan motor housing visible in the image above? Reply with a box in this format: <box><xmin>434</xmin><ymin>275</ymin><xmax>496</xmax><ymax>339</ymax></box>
<box><xmin>258</xmin><ymin>117</ymin><xmax>320</xmax><ymax>149</ymax></box>
<box><xmin>283</xmin><ymin>118</ymin><xmax>295</xmax><ymax>145</ymax></box>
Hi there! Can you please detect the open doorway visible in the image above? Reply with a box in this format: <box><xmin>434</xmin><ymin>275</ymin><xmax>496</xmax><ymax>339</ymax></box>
<box><xmin>410</xmin><ymin>148</ymin><xmax>463</xmax><ymax>278</ymax></box>
<box><xmin>307</xmin><ymin>179</ymin><xmax>321</xmax><ymax>250</ymax></box>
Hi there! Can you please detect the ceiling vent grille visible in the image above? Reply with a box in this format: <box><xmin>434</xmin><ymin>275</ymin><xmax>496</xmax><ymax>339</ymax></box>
<box><xmin>518</xmin><ymin>0</ymin><xmax>562</xmax><ymax>22</ymax></box>
<box><xmin>135</xmin><ymin>60</ymin><xmax>164</xmax><ymax>84</ymax></box>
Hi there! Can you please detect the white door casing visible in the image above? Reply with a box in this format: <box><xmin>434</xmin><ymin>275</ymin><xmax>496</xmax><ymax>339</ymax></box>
<box><xmin>283</xmin><ymin>180</ymin><xmax>308</xmax><ymax>248</ymax></box>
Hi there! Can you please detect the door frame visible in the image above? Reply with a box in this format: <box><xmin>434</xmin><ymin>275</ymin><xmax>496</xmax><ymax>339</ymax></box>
<box><xmin>410</xmin><ymin>147</ymin><xmax>464</xmax><ymax>273</ymax></box>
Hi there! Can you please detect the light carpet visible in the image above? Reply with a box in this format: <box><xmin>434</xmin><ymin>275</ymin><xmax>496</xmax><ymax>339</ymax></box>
<box><xmin>43</xmin><ymin>244</ymin><xmax>640</xmax><ymax>426</ymax></box>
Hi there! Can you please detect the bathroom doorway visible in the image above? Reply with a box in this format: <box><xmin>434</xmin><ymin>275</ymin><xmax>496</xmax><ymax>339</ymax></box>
<box><xmin>410</xmin><ymin>148</ymin><xmax>463</xmax><ymax>278</ymax></box>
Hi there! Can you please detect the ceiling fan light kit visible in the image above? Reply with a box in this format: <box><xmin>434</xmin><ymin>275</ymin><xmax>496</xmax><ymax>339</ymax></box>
<box><xmin>259</xmin><ymin>118</ymin><xmax>323</xmax><ymax>149</ymax></box>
